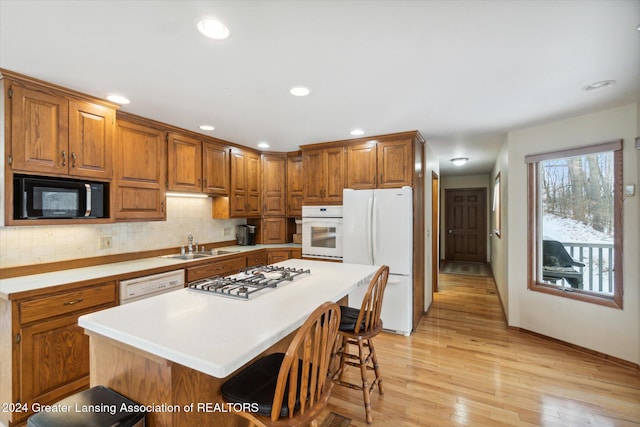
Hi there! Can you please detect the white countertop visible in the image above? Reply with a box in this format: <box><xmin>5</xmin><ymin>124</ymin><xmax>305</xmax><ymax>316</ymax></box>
<box><xmin>78</xmin><ymin>259</ymin><xmax>378</xmax><ymax>378</ymax></box>
<box><xmin>0</xmin><ymin>244</ymin><xmax>299</xmax><ymax>299</ymax></box>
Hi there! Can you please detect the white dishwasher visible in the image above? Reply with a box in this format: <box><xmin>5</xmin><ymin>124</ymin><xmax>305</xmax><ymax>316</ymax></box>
<box><xmin>119</xmin><ymin>269</ymin><xmax>185</xmax><ymax>304</ymax></box>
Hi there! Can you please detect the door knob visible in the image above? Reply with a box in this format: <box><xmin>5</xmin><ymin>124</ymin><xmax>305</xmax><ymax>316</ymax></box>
<box><xmin>448</xmin><ymin>229</ymin><xmax>453</xmax><ymax>234</ymax></box>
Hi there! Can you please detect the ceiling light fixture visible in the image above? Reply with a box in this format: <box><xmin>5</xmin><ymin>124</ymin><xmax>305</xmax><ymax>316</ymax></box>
<box><xmin>582</xmin><ymin>80</ymin><xmax>616</xmax><ymax>92</ymax></box>
<box><xmin>196</xmin><ymin>17</ymin><xmax>230</xmax><ymax>40</ymax></box>
<box><xmin>290</xmin><ymin>86</ymin><xmax>311</xmax><ymax>97</ymax></box>
<box><xmin>106</xmin><ymin>94</ymin><xmax>130</xmax><ymax>105</ymax></box>
<box><xmin>350</xmin><ymin>129</ymin><xmax>365</xmax><ymax>136</ymax></box>
<box><xmin>257</xmin><ymin>142</ymin><xmax>270</xmax><ymax>149</ymax></box>
<box><xmin>451</xmin><ymin>157</ymin><xmax>468</xmax><ymax>166</ymax></box>
<box><xmin>199</xmin><ymin>125</ymin><xmax>215</xmax><ymax>131</ymax></box>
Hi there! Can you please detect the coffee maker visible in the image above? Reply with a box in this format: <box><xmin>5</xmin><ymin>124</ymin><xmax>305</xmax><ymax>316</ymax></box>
<box><xmin>236</xmin><ymin>225</ymin><xmax>256</xmax><ymax>246</ymax></box>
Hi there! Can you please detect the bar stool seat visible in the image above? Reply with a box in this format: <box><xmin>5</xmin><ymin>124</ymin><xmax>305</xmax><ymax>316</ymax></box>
<box><xmin>27</xmin><ymin>385</ymin><xmax>145</xmax><ymax>427</ymax></box>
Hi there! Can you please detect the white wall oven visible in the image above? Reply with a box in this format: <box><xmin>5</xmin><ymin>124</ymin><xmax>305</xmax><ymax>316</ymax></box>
<box><xmin>302</xmin><ymin>206</ymin><xmax>343</xmax><ymax>261</ymax></box>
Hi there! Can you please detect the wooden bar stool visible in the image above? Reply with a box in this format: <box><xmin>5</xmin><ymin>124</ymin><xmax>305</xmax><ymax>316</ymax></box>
<box><xmin>222</xmin><ymin>301</ymin><xmax>341</xmax><ymax>427</ymax></box>
<box><xmin>331</xmin><ymin>265</ymin><xmax>389</xmax><ymax>424</ymax></box>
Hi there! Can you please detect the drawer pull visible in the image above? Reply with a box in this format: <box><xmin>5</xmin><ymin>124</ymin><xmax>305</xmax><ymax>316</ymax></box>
<box><xmin>63</xmin><ymin>298</ymin><xmax>84</xmax><ymax>306</ymax></box>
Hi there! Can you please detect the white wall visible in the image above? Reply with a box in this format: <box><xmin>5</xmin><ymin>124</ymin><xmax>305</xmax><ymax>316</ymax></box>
<box><xmin>636</xmin><ymin>106</ymin><xmax>640</xmax><ymax>366</ymax></box>
<box><xmin>423</xmin><ymin>142</ymin><xmax>439</xmax><ymax>311</ymax></box>
<box><xmin>490</xmin><ymin>138</ymin><xmax>509</xmax><ymax>318</ymax></box>
<box><xmin>0</xmin><ymin>197</ymin><xmax>245</xmax><ymax>268</ymax></box>
<box><xmin>440</xmin><ymin>174</ymin><xmax>491</xmax><ymax>261</ymax></box>
<box><xmin>506</xmin><ymin>103</ymin><xmax>639</xmax><ymax>364</ymax></box>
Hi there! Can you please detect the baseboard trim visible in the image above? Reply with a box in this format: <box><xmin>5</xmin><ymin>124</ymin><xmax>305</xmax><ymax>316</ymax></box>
<box><xmin>507</xmin><ymin>325</ymin><xmax>640</xmax><ymax>372</ymax></box>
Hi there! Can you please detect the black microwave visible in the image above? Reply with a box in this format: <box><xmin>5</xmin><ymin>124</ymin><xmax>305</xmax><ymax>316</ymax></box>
<box><xmin>14</xmin><ymin>175</ymin><xmax>107</xmax><ymax>219</ymax></box>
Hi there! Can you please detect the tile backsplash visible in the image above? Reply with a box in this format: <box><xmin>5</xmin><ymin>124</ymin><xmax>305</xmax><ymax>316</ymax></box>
<box><xmin>0</xmin><ymin>196</ymin><xmax>245</xmax><ymax>268</ymax></box>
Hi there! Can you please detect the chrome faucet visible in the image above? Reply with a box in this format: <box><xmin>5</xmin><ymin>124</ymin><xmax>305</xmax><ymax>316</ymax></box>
<box><xmin>187</xmin><ymin>233</ymin><xmax>194</xmax><ymax>254</ymax></box>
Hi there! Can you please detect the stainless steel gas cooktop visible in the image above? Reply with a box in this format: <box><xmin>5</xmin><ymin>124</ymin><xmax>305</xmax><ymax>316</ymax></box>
<box><xmin>187</xmin><ymin>265</ymin><xmax>311</xmax><ymax>300</ymax></box>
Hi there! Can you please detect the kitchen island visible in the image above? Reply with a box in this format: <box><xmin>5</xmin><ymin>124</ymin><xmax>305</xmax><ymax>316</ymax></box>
<box><xmin>78</xmin><ymin>259</ymin><xmax>378</xmax><ymax>426</ymax></box>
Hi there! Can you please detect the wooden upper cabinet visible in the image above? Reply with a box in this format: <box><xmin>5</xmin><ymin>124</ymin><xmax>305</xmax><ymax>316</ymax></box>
<box><xmin>219</xmin><ymin>148</ymin><xmax>261</xmax><ymax>218</ymax></box>
<box><xmin>286</xmin><ymin>152</ymin><xmax>303</xmax><ymax>217</ymax></box>
<box><xmin>346</xmin><ymin>142</ymin><xmax>377</xmax><ymax>189</ymax></box>
<box><xmin>167</xmin><ymin>132</ymin><xmax>202</xmax><ymax>192</ymax></box>
<box><xmin>202</xmin><ymin>140</ymin><xmax>230</xmax><ymax>195</ymax></box>
<box><xmin>324</xmin><ymin>147</ymin><xmax>345</xmax><ymax>202</ymax></box>
<box><xmin>9</xmin><ymin>81</ymin><xmax>114</xmax><ymax>179</ymax></box>
<box><xmin>302</xmin><ymin>148</ymin><xmax>324</xmax><ymax>204</ymax></box>
<box><xmin>9</xmin><ymin>83</ymin><xmax>68</xmax><ymax>175</ymax></box>
<box><xmin>245</xmin><ymin>151</ymin><xmax>262</xmax><ymax>217</ymax></box>
<box><xmin>346</xmin><ymin>138</ymin><xmax>413</xmax><ymax>189</ymax></box>
<box><xmin>68</xmin><ymin>100</ymin><xmax>114</xmax><ymax>179</ymax></box>
<box><xmin>377</xmin><ymin>138</ymin><xmax>413</xmax><ymax>188</ymax></box>
<box><xmin>167</xmin><ymin>133</ymin><xmax>230</xmax><ymax>195</ymax></box>
<box><xmin>262</xmin><ymin>153</ymin><xmax>286</xmax><ymax>217</ymax></box>
<box><xmin>302</xmin><ymin>146</ymin><xmax>344</xmax><ymax>205</ymax></box>
<box><xmin>229</xmin><ymin>149</ymin><xmax>248</xmax><ymax>216</ymax></box>
<box><xmin>113</xmin><ymin>119</ymin><xmax>166</xmax><ymax>221</ymax></box>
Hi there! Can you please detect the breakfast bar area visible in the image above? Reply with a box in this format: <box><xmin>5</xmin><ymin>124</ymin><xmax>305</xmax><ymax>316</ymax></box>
<box><xmin>78</xmin><ymin>260</ymin><xmax>378</xmax><ymax>426</ymax></box>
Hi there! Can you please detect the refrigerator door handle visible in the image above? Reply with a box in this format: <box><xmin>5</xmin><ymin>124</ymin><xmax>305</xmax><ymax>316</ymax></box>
<box><xmin>372</xmin><ymin>195</ymin><xmax>378</xmax><ymax>264</ymax></box>
<box><xmin>367</xmin><ymin>196</ymin><xmax>374</xmax><ymax>264</ymax></box>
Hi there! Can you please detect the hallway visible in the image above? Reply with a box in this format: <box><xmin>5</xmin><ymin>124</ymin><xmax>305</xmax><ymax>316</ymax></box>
<box><xmin>326</xmin><ymin>271</ymin><xmax>640</xmax><ymax>426</ymax></box>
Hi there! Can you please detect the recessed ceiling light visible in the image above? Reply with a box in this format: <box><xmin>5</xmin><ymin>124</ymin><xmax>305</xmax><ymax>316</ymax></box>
<box><xmin>350</xmin><ymin>129</ymin><xmax>365</xmax><ymax>136</ymax></box>
<box><xmin>196</xmin><ymin>17</ymin><xmax>230</xmax><ymax>40</ymax></box>
<box><xmin>582</xmin><ymin>80</ymin><xmax>616</xmax><ymax>92</ymax></box>
<box><xmin>257</xmin><ymin>142</ymin><xmax>270</xmax><ymax>149</ymax></box>
<box><xmin>199</xmin><ymin>125</ymin><xmax>215</xmax><ymax>131</ymax></box>
<box><xmin>451</xmin><ymin>157</ymin><xmax>468</xmax><ymax>166</ymax></box>
<box><xmin>107</xmin><ymin>94</ymin><xmax>130</xmax><ymax>105</ymax></box>
<box><xmin>290</xmin><ymin>86</ymin><xmax>311</xmax><ymax>97</ymax></box>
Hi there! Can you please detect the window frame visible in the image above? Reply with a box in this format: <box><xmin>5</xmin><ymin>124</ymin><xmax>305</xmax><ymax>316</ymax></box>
<box><xmin>526</xmin><ymin>140</ymin><xmax>623</xmax><ymax>309</ymax></box>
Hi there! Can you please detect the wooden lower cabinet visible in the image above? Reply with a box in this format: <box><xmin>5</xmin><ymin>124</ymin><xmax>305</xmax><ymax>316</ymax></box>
<box><xmin>186</xmin><ymin>256</ymin><xmax>247</xmax><ymax>282</ymax></box>
<box><xmin>247</xmin><ymin>250</ymin><xmax>268</xmax><ymax>268</ymax></box>
<box><xmin>20</xmin><ymin>314</ymin><xmax>91</xmax><ymax>415</ymax></box>
<box><xmin>267</xmin><ymin>249</ymin><xmax>290</xmax><ymax>264</ymax></box>
<box><xmin>1</xmin><ymin>281</ymin><xmax>116</xmax><ymax>426</ymax></box>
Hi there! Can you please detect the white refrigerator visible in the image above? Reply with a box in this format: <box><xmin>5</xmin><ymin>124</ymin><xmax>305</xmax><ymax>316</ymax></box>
<box><xmin>343</xmin><ymin>187</ymin><xmax>413</xmax><ymax>336</ymax></box>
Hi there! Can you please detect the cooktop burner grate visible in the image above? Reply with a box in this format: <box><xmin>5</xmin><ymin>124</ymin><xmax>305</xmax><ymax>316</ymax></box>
<box><xmin>187</xmin><ymin>265</ymin><xmax>311</xmax><ymax>300</ymax></box>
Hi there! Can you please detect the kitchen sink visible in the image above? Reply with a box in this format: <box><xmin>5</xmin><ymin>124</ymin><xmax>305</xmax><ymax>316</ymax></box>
<box><xmin>163</xmin><ymin>253</ymin><xmax>214</xmax><ymax>260</ymax></box>
<box><xmin>162</xmin><ymin>249</ymin><xmax>240</xmax><ymax>260</ymax></box>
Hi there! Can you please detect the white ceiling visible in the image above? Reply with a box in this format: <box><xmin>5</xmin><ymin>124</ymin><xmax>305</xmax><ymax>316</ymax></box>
<box><xmin>1</xmin><ymin>0</ymin><xmax>639</xmax><ymax>176</ymax></box>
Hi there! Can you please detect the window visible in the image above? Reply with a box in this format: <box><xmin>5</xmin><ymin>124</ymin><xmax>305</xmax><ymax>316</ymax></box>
<box><xmin>526</xmin><ymin>140</ymin><xmax>623</xmax><ymax>308</ymax></box>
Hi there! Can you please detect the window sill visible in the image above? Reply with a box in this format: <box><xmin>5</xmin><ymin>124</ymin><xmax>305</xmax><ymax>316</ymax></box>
<box><xmin>529</xmin><ymin>281</ymin><xmax>622</xmax><ymax>309</ymax></box>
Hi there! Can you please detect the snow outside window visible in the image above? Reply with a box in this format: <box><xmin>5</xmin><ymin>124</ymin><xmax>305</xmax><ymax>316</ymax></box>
<box><xmin>525</xmin><ymin>140</ymin><xmax>623</xmax><ymax>309</ymax></box>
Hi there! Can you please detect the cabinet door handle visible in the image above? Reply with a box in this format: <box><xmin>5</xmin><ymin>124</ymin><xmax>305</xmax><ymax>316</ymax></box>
<box><xmin>61</xmin><ymin>150</ymin><xmax>67</xmax><ymax>166</ymax></box>
<box><xmin>161</xmin><ymin>201</ymin><xmax>165</xmax><ymax>213</ymax></box>
<box><xmin>71</xmin><ymin>152</ymin><xmax>77</xmax><ymax>168</ymax></box>
<box><xmin>203</xmin><ymin>179</ymin><xmax>207</xmax><ymax>187</ymax></box>
<box><xmin>63</xmin><ymin>298</ymin><xmax>84</xmax><ymax>306</ymax></box>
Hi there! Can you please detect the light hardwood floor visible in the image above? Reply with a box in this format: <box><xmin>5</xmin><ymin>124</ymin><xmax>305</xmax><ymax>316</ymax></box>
<box><xmin>325</xmin><ymin>272</ymin><xmax>640</xmax><ymax>426</ymax></box>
